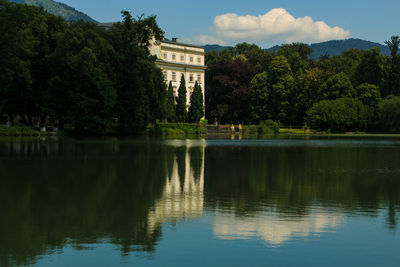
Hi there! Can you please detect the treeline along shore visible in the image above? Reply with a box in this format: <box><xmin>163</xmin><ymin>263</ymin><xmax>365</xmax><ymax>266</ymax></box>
<box><xmin>205</xmin><ymin>40</ymin><xmax>400</xmax><ymax>133</ymax></box>
<box><xmin>1</xmin><ymin>0</ymin><xmax>399</xmax><ymax>136</ymax></box>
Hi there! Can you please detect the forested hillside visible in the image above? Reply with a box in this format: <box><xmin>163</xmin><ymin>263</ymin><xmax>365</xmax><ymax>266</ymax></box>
<box><xmin>7</xmin><ymin>0</ymin><xmax>96</xmax><ymax>22</ymax></box>
<box><xmin>206</xmin><ymin>39</ymin><xmax>390</xmax><ymax>58</ymax></box>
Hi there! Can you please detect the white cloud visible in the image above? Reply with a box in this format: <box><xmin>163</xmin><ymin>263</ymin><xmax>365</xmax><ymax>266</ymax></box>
<box><xmin>187</xmin><ymin>8</ymin><xmax>350</xmax><ymax>46</ymax></box>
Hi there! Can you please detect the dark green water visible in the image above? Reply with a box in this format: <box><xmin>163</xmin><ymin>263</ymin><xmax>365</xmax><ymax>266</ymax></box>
<box><xmin>0</xmin><ymin>137</ymin><xmax>399</xmax><ymax>266</ymax></box>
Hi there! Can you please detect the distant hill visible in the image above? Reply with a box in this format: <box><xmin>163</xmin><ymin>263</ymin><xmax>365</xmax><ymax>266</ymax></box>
<box><xmin>310</xmin><ymin>39</ymin><xmax>390</xmax><ymax>58</ymax></box>
<box><xmin>7</xmin><ymin>0</ymin><xmax>97</xmax><ymax>22</ymax></box>
<box><xmin>204</xmin><ymin>44</ymin><xmax>231</xmax><ymax>53</ymax></box>
<box><xmin>205</xmin><ymin>39</ymin><xmax>391</xmax><ymax>58</ymax></box>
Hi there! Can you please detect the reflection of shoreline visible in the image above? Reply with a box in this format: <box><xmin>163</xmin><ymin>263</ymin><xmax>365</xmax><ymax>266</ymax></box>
<box><xmin>148</xmin><ymin>146</ymin><xmax>205</xmax><ymax>233</ymax></box>
<box><xmin>213</xmin><ymin>210</ymin><xmax>346</xmax><ymax>247</ymax></box>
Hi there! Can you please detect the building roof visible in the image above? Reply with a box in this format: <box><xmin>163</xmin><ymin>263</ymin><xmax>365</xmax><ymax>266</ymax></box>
<box><xmin>161</xmin><ymin>39</ymin><xmax>204</xmax><ymax>49</ymax></box>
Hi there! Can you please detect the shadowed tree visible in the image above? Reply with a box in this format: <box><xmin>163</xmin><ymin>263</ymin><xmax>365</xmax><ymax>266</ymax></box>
<box><xmin>176</xmin><ymin>74</ymin><xmax>187</xmax><ymax>122</ymax></box>
<box><xmin>188</xmin><ymin>81</ymin><xmax>204</xmax><ymax>123</ymax></box>
<box><xmin>165</xmin><ymin>81</ymin><xmax>176</xmax><ymax>122</ymax></box>
<box><xmin>384</xmin><ymin>36</ymin><xmax>400</xmax><ymax>96</ymax></box>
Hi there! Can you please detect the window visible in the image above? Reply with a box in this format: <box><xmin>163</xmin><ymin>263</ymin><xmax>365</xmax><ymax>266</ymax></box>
<box><xmin>181</xmin><ymin>55</ymin><xmax>184</xmax><ymax>61</ymax></box>
<box><xmin>190</xmin><ymin>56</ymin><xmax>193</xmax><ymax>63</ymax></box>
<box><xmin>189</xmin><ymin>73</ymin><xmax>194</xmax><ymax>83</ymax></box>
<box><xmin>197</xmin><ymin>57</ymin><xmax>201</xmax><ymax>64</ymax></box>
<box><xmin>163</xmin><ymin>53</ymin><xmax>167</xmax><ymax>60</ymax></box>
<box><xmin>172</xmin><ymin>72</ymin><xmax>176</xmax><ymax>81</ymax></box>
<box><xmin>163</xmin><ymin>71</ymin><xmax>168</xmax><ymax>81</ymax></box>
<box><xmin>172</xmin><ymin>54</ymin><xmax>176</xmax><ymax>60</ymax></box>
<box><xmin>197</xmin><ymin>74</ymin><xmax>201</xmax><ymax>83</ymax></box>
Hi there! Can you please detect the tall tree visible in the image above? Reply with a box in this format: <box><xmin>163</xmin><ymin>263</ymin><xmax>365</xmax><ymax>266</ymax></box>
<box><xmin>109</xmin><ymin>11</ymin><xmax>165</xmax><ymax>133</ymax></box>
<box><xmin>322</xmin><ymin>72</ymin><xmax>355</xmax><ymax>100</ymax></box>
<box><xmin>266</xmin><ymin>56</ymin><xmax>294</xmax><ymax>124</ymax></box>
<box><xmin>176</xmin><ymin>74</ymin><xmax>187</xmax><ymax>122</ymax></box>
<box><xmin>250</xmin><ymin>72</ymin><xmax>269</xmax><ymax>123</ymax></box>
<box><xmin>383</xmin><ymin>36</ymin><xmax>400</xmax><ymax>96</ymax></box>
<box><xmin>205</xmin><ymin>59</ymin><xmax>256</xmax><ymax>124</ymax></box>
<box><xmin>48</xmin><ymin>21</ymin><xmax>116</xmax><ymax>134</ymax></box>
<box><xmin>165</xmin><ymin>81</ymin><xmax>176</xmax><ymax>122</ymax></box>
<box><xmin>188</xmin><ymin>81</ymin><xmax>204</xmax><ymax>123</ymax></box>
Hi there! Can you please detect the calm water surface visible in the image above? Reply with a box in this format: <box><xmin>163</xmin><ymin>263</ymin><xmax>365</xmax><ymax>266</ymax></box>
<box><xmin>0</xmin><ymin>137</ymin><xmax>399</xmax><ymax>266</ymax></box>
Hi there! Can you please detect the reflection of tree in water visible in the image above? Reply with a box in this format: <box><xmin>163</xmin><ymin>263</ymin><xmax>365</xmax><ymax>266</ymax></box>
<box><xmin>0</xmin><ymin>139</ymin><xmax>204</xmax><ymax>266</ymax></box>
<box><xmin>148</xmin><ymin>146</ymin><xmax>205</xmax><ymax>233</ymax></box>
<box><xmin>205</xmin><ymin>145</ymin><xmax>400</xmax><ymax>228</ymax></box>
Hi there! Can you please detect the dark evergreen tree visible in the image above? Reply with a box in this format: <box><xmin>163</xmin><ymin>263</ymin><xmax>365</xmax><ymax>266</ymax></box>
<box><xmin>176</xmin><ymin>74</ymin><xmax>187</xmax><ymax>122</ymax></box>
<box><xmin>166</xmin><ymin>81</ymin><xmax>176</xmax><ymax>122</ymax></box>
<box><xmin>188</xmin><ymin>81</ymin><xmax>204</xmax><ymax>123</ymax></box>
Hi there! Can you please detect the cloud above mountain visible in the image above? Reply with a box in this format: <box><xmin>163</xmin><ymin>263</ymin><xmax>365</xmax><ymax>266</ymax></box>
<box><xmin>187</xmin><ymin>8</ymin><xmax>350</xmax><ymax>45</ymax></box>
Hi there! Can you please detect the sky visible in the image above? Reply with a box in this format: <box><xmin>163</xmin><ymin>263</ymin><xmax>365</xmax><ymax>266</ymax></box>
<box><xmin>60</xmin><ymin>0</ymin><xmax>399</xmax><ymax>48</ymax></box>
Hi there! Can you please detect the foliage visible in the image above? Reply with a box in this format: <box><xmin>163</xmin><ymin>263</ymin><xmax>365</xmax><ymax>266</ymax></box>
<box><xmin>356</xmin><ymin>83</ymin><xmax>381</xmax><ymax>107</ymax></box>
<box><xmin>0</xmin><ymin>125</ymin><xmax>41</xmax><ymax>136</ymax></box>
<box><xmin>151</xmin><ymin>123</ymin><xmax>207</xmax><ymax>136</ymax></box>
<box><xmin>175</xmin><ymin>74</ymin><xmax>188</xmax><ymax>122</ymax></box>
<box><xmin>377</xmin><ymin>96</ymin><xmax>400</xmax><ymax>133</ymax></box>
<box><xmin>0</xmin><ymin>2</ymin><xmax>167</xmax><ymax>135</ymax></box>
<box><xmin>165</xmin><ymin>81</ymin><xmax>176</xmax><ymax>122</ymax></box>
<box><xmin>306</xmin><ymin>98</ymin><xmax>372</xmax><ymax>132</ymax></box>
<box><xmin>205</xmin><ymin>59</ymin><xmax>256</xmax><ymax>124</ymax></box>
<box><xmin>242</xmin><ymin>120</ymin><xmax>280</xmax><ymax>136</ymax></box>
<box><xmin>188</xmin><ymin>81</ymin><xmax>204</xmax><ymax>123</ymax></box>
<box><xmin>321</xmin><ymin>72</ymin><xmax>355</xmax><ymax>100</ymax></box>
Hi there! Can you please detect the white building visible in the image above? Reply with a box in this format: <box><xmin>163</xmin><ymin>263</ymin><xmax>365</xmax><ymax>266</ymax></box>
<box><xmin>149</xmin><ymin>38</ymin><xmax>206</xmax><ymax>107</ymax></box>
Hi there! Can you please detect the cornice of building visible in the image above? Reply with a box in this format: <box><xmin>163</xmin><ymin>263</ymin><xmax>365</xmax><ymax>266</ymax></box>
<box><xmin>156</xmin><ymin>59</ymin><xmax>207</xmax><ymax>70</ymax></box>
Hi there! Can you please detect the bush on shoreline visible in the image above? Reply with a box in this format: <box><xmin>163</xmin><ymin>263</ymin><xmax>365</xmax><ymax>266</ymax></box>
<box><xmin>150</xmin><ymin>123</ymin><xmax>207</xmax><ymax>136</ymax></box>
<box><xmin>0</xmin><ymin>126</ymin><xmax>43</xmax><ymax>136</ymax></box>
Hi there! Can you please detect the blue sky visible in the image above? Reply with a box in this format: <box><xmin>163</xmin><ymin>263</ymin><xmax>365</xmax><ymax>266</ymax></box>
<box><xmin>60</xmin><ymin>0</ymin><xmax>399</xmax><ymax>48</ymax></box>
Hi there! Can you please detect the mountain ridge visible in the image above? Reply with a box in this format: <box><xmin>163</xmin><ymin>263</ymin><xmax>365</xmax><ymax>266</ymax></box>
<box><xmin>205</xmin><ymin>38</ymin><xmax>391</xmax><ymax>58</ymax></box>
<box><xmin>7</xmin><ymin>0</ymin><xmax>97</xmax><ymax>22</ymax></box>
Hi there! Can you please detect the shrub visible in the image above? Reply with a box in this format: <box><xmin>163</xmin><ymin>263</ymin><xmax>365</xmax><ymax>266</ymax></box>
<box><xmin>306</xmin><ymin>98</ymin><xmax>371</xmax><ymax>132</ymax></box>
<box><xmin>377</xmin><ymin>96</ymin><xmax>400</xmax><ymax>133</ymax></box>
<box><xmin>151</xmin><ymin>123</ymin><xmax>207</xmax><ymax>136</ymax></box>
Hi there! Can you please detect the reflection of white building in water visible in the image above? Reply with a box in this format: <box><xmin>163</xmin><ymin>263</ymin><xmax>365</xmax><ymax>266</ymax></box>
<box><xmin>213</xmin><ymin>210</ymin><xmax>346</xmax><ymax>247</ymax></box>
<box><xmin>147</xmin><ymin>146</ymin><xmax>205</xmax><ymax>233</ymax></box>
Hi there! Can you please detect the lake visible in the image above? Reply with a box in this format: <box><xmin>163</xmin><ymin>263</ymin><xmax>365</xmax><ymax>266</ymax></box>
<box><xmin>0</xmin><ymin>137</ymin><xmax>399</xmax><ymax>266</ymax></box>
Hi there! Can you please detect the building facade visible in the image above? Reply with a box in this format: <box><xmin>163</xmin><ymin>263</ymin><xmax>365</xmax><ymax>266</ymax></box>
<box><xmin>149</xmin><ymin>38</ymin><xmax>206</xmax><ymax>107</ymax></box>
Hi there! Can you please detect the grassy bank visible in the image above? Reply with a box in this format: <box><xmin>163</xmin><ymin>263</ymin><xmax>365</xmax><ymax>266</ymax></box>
<box><xmin>149</xmin><ymin>123</ymin><xmax>207</xmax><ymax>136</ymax></box>
<box><xmin>0</xmin><ymin>126</ymin><xmax>50</xmax><ymax>136</ymax></box>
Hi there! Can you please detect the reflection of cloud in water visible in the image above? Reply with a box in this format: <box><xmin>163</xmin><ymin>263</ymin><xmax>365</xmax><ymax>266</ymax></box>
<box><xmin>148</xmin><ymin>147</ymin><xmax>205</xmax><ymax>233</ymax></box>
<box><xmin>213</xmin><ymin>211</ymin><xmax>346</xmax><ymax>247</ymax></box>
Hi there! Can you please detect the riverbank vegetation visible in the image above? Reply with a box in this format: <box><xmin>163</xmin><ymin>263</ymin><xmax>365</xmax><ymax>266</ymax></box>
<box><xmin>205</xmin><ymin>38</ymin><xmax>400</xmax><ymax>133</ymax></box>
<box><xmin>150</xmin><ymin>123</ymin><xmax>207</xmax><ymax>136</ymax></box>
<box><xmin>1</xmin><ymin>0</ymin><xmax>399</xmax><ymax>136</ymax></box>
<box><xmin>0</xmin><ymin>1</ymin><xmax>205</xmax><ymax>136</ymax></box>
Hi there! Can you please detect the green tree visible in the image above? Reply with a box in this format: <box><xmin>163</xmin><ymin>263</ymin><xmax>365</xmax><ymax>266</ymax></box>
<box><xmin>165</xmin><ymin>81</ymin><xmax>176</xmax><ymax>122</ymax></box>
<box><xmin>296</xmin><ymin>67</ymin><xmax>329</xmax><ymax>122</ymax></box>
<box><xmin>48</xmin><ymin>21</ymin><xmax>116</xmax><ymax>134</ymax></box>
<box><xmin>176</xmin><ymin>74</ymin><xmax>187</xmax><ymax>122</ymax></box>
<box><xmin>266</xmin><ymin>56</ymin><xmax>294</xmax><ymax>123</ymax></box>
<box><xmin>356</xmin><ymin>83</ymin><xmax>381</xmax><ymax>107</ymax></box>
<box><xmin>188</xmin><ymin>81</ymin><xmax>204</xmax><ymax>123</ymax></box>
<box><xmin>109</xmin><ymin>11</ymin><xmax>165</xmax><ymax>133</ymax></box>
<box><xmin>383</xmin><ymin>36</ymin><xmax>400</xmax><ymax>96</ymax></box>
<box><xmin>306</xmin><ymin>98</ymin><xmax>371</xmax><ymax>132</ymax></box>
<box><xmin>321</xmin><ymin>72</ymin><xmax>355</xmax><ymax>100</ymax></box>
<box><xmin>377</xmin><ymin>96</ymin><xmax>400</xmax><ymax>132</ymax></box>
<box><xmin>353</xmin><ymin>48</ymin><xmax>384</xmax><ymax>88</ymax></box>
<box><xmin>250</xmin><ymin>72</ymin><xmax>269</xmax><ymax>122</ymax></box>
<box><xmin>278</xmin><ymin>43</ymin><xmax>312</xmax><ymax>75</ymax></box>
